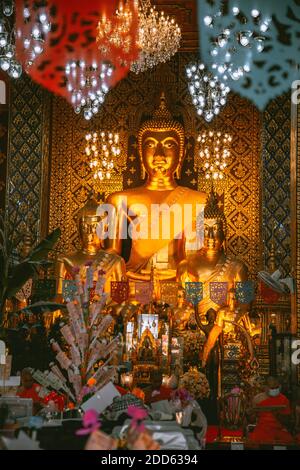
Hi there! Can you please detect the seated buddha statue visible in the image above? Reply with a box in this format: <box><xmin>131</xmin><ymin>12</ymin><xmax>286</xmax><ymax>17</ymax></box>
<box><xmin>138</xmin><ymin>329</ymin><xmax>157</xmax><ymax>363</ymax></box>
<box><xmin>105</xmin><ymin>92</ymin><xmax>206</xmax><ymax>289</ymax></box>
<box><xmin>56</xmin><ymin>194</ymin><xmax>126</xmax><ymax>298</ymax></box>
<box><xmin>176</xmin><ymin>189</ymin><xmax>258</xmax><ymax>366</ymax></box>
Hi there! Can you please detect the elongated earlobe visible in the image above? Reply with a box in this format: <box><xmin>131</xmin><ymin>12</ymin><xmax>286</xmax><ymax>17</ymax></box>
<box><xmin>141</xmin><ymin>164</ymin><xmax>146</xmax><ymax>179</ymax></box>
<box><xmin>175</xmin><ymin>165</ymin><xmax>181</xmax><ymax>180</ymax></box>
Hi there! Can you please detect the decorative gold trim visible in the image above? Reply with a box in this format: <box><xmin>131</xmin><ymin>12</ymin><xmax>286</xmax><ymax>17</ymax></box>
<box><xmin>290</xmin><ymin>97</ymin><xmax>297</xmax><ymax>335</ymax></box>
<box><xmin>40</xmin><ymin>91</ymin><xmax>52</xmax><ymax>240</ymax></box>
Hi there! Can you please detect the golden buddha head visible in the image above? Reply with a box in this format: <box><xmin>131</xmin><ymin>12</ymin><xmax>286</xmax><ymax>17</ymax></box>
<box><xmin>138</xmin><ymin>92</ymin><xmax>185</xmax><ymax>180</ymax></box>
<box><xmin>77</xmin><ymin>193</ymin><xmax>101</xmax><ymax>254</ymax></box>
<box><xmin>204</xmin><ymin>189</ymin><xmax>226</xmax><ymax>253</ymax></box>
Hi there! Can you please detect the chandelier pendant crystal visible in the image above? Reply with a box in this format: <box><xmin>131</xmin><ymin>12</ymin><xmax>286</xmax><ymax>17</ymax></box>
<box><xmin>85</xmin><ymin>131</ymin><xmax>121</xmax><ymax>181</ymax></box>
<box><xmin>197</xmin><ymin>130</ymin><xmax>232</xmax><ymax>180</ymax></box>
<box><xmin>130</xmin><ymin>0</ymin><xmax>181</xmax><ymax>73</ymax></box>
<box><xmin>186</xmin><ymin>63</ymin><xmax>230</xmax><ymax>122</ymax></box>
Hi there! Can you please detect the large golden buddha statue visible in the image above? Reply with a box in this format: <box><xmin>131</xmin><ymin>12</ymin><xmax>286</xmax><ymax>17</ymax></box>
<box><xmin>176</xmin><ymin>189</ymin><xmax>257</xmax><ymax>366</ymax></box>
<box><xmin>106</xmin><ymin>93</ymin><xmax>206</xmax><ymax>283</ymax></box>
<box><xmin>57</xmin><ymin>194</ymin><xmax>126</xmax><ymax>297</ymax></box>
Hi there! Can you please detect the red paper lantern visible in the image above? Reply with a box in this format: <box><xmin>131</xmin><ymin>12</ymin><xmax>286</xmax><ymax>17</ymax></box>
<box><xmin>15</xmin><ymin>0</ymin><xmax>139</xmax><ymax>104</ymax></box>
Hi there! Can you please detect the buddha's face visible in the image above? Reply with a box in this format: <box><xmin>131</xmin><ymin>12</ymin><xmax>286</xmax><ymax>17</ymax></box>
<box><xmin>141</xmin><ymin>130</ymin><xmax>180</xmax><ymax>178</ymax></box>
<box><xmin>79</xmin><ymin>216</ymin><xmax>101</xmax><ymax>252</ymax></box>
<box><xmin>204</xmin><ymin>218</ymin><xmax>225</xmax><ymax>252</ymax></box>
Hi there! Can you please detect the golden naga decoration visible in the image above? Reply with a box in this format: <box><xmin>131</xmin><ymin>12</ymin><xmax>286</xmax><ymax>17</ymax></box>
<box><xmin>177</xmin><ymin>189</ymin><xmax>260</xmax><ymax>366</ymax></box>
<box><xmin>56</xmin><ymin>193</ymin><xmax>126</xmax><ymax>297</ymax></box>
<box><xmin>106</xmin><ymin>92</ymin><xmax>206</xmax><ymax>284</ymax></box>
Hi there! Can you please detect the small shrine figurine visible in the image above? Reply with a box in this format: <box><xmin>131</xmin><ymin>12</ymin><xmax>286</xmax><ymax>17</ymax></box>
<box><xmin>172</xmin><ymin>287</ymin><xmax>194</xmax><ymax>335</ymax></box>
<box><xmin>138</xmin><ymin>330</ymin><xmax>156</xmax><ymax>363</ymax></box>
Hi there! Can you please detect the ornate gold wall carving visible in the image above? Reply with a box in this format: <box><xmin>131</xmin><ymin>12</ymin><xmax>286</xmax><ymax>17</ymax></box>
<box><xmin>0</xmin><ymin>105</ymin><xmax>8</xmax><ymax>216</ymax></box>
<box><xmin>262</xmin><ymin>93</ymin><xmax>291</xmax><ymax>275</ymax></box>
<box><xmin>197</xmin><ymin>94</ymin><xmax>261</xmax><ymax>277</ymax></box>
<box><xmin>291</xmin><ymin>98</ymin><xmax>300</xmax><ymax>339</ymax></box>
<box><xmin>49</xmin><ymin>53</ymin><xmax>261</xmax><ymax>277</ymax></box>
<box><xmin>6</xmin><ymin>74</ymin><xmax>50</xmax><ymax>248</ymax></box>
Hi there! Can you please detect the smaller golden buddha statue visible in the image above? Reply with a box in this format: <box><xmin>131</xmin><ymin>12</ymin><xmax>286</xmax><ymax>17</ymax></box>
<box><xmin>172</xmin><ymin>287</ymin><xmax>194</xmax><ymax>335</ymax></box>
<box><xmin>176</xmin><ymin>189</ymin><xmax>258</xmax><ymax>366</ymax></box>
<box><xmin>56</xmin><ymin>194</ymin><xmax>126</xmax><ymax>297</ymax></box>
<box><xmin>202</xmin><ymin>287</ymin><xmax>255</xmax><ymax>366</ymax></box>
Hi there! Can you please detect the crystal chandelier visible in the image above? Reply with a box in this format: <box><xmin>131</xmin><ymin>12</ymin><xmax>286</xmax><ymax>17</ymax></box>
<box><xmin>204</xmin><ymin>6</ymin><xmax>271</xmax><ymax>81</ymax></box>
<box><xmin>85</xmin><ymin>131</ymin><xmax>121</xmax><ymax>181</ymax></box>
<box><xmin>197</xmin><ymin>131</ymin><xmax>232</xmax><ymax>180</ymax></box>
<box><xmin>97</xmin><ymin>0</ymin><xmax>135</xmax><ymax>60</ymax></box>
<box><xmin>130</xmin><ymin>0</ymin><xmax>181</xmax><ymax>74</ymax></box>
<box><xmin>186</xmin><ymin>63</ymin><xmax>230</xmax><ymax>122</ymax></box>
<box><xmin>66</xmin><ymin>61</ymin><xmax>113</xmax><ymax>120</ymax></box>
<box><xmin>0</xmin><ymin>0</ymin><xmax>22</xmax><ymax>78</ymax></box>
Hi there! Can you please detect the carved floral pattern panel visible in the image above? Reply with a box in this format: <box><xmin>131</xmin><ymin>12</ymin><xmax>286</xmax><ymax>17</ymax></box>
<box><xmin>262</xmin><ymin>93</ymin><xmax>291</xmax><ymax>275</ymax></box>
<box><xmin>0</xmin><ymin>106</ymin><xmax>8</xmax><ymax>216</ymax></box>
<box><xmin>6</xmin><ymin>74</ymin><xmax>50</xmax><ymax>248</ymax></box>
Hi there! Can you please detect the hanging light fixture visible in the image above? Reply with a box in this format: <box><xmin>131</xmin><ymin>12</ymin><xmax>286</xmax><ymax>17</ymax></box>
<box><xmin>17</xmin><ymin>2</ymin><xmax>51</xmax><ymax>70</ymax></box>
<box><xmin>0</xmin><ymin>0</ymin><xmax>22</xmax><ymax>78</ymax></box>
<box><xmin>66</xmin><ymin>61</ymin><xmax>113</xmax><ymax>120</ymax></box>
<box><xmin>204</xmin><ymin>5</ymin><xmax>271</xmax><ymax>82</ymax></box>
<box><xmin>97</xmin><ymin>0</ymin><xmax>136</xmax><ymax>64</ymax></box>
<box><xmin>186</xmin><ymin>63</ymin><xmax>230</xmax><ymax>122</ymax></box>
<box><xmin>130</xmin><ymin>0</ymin><xmax>181</xmax><ymax>74</ymax></box>
<box><xmin>85</xmin><ymin>131</ymin><xmax>121</xmax><ymax>181</ymax></box>
<box><xmin>197</xmin><ymin>130</ymin><xmax>232</xmax><ymax>180</ymax></box>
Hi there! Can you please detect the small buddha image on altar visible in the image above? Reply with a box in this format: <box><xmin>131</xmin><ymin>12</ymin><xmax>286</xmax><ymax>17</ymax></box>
<box><xmin>138</xmin><ymin>330</ymin><xmax>157</xmax><ymax>363</ymax></box>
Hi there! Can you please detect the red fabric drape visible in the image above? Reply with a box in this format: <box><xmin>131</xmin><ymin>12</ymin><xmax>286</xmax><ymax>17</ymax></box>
<box><xmin>15</xmin><ymin>1</ymin><xmax>139</xmax><ymax>101</ymax></box>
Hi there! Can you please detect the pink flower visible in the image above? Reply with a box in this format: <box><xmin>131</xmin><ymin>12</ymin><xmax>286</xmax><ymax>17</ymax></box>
<box><xmin>76</xmin><ymin>409</ymin><xmax>101</xmax><ymax>436</ymax></box>
<box><xmin>127</xmin><ymin>405</ymin><xmax>148</xmax><ymax>420</ymax></box>
<box><xmin>171</xmin><ymin>388</ymin><xmax>192</xmax><ymax>402</ymax></box>
<box><xmin>85</xmin><ymin>260</ymin><xmax>93</xmax><ymax>267</ymax></box>
<box><xmin>98</xmin><ymin>269</ymin><xmax>106</xmax><ymax>276</ymax></box>
<box><xmin>127</xmin><ymin>405</ymin><xmax>148</xmax><ymax>432</ymax></box>
<box><xmin>72</xmin><ymin>266</ymin><xmax>80</xmax><ymax>275</ymax></box>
